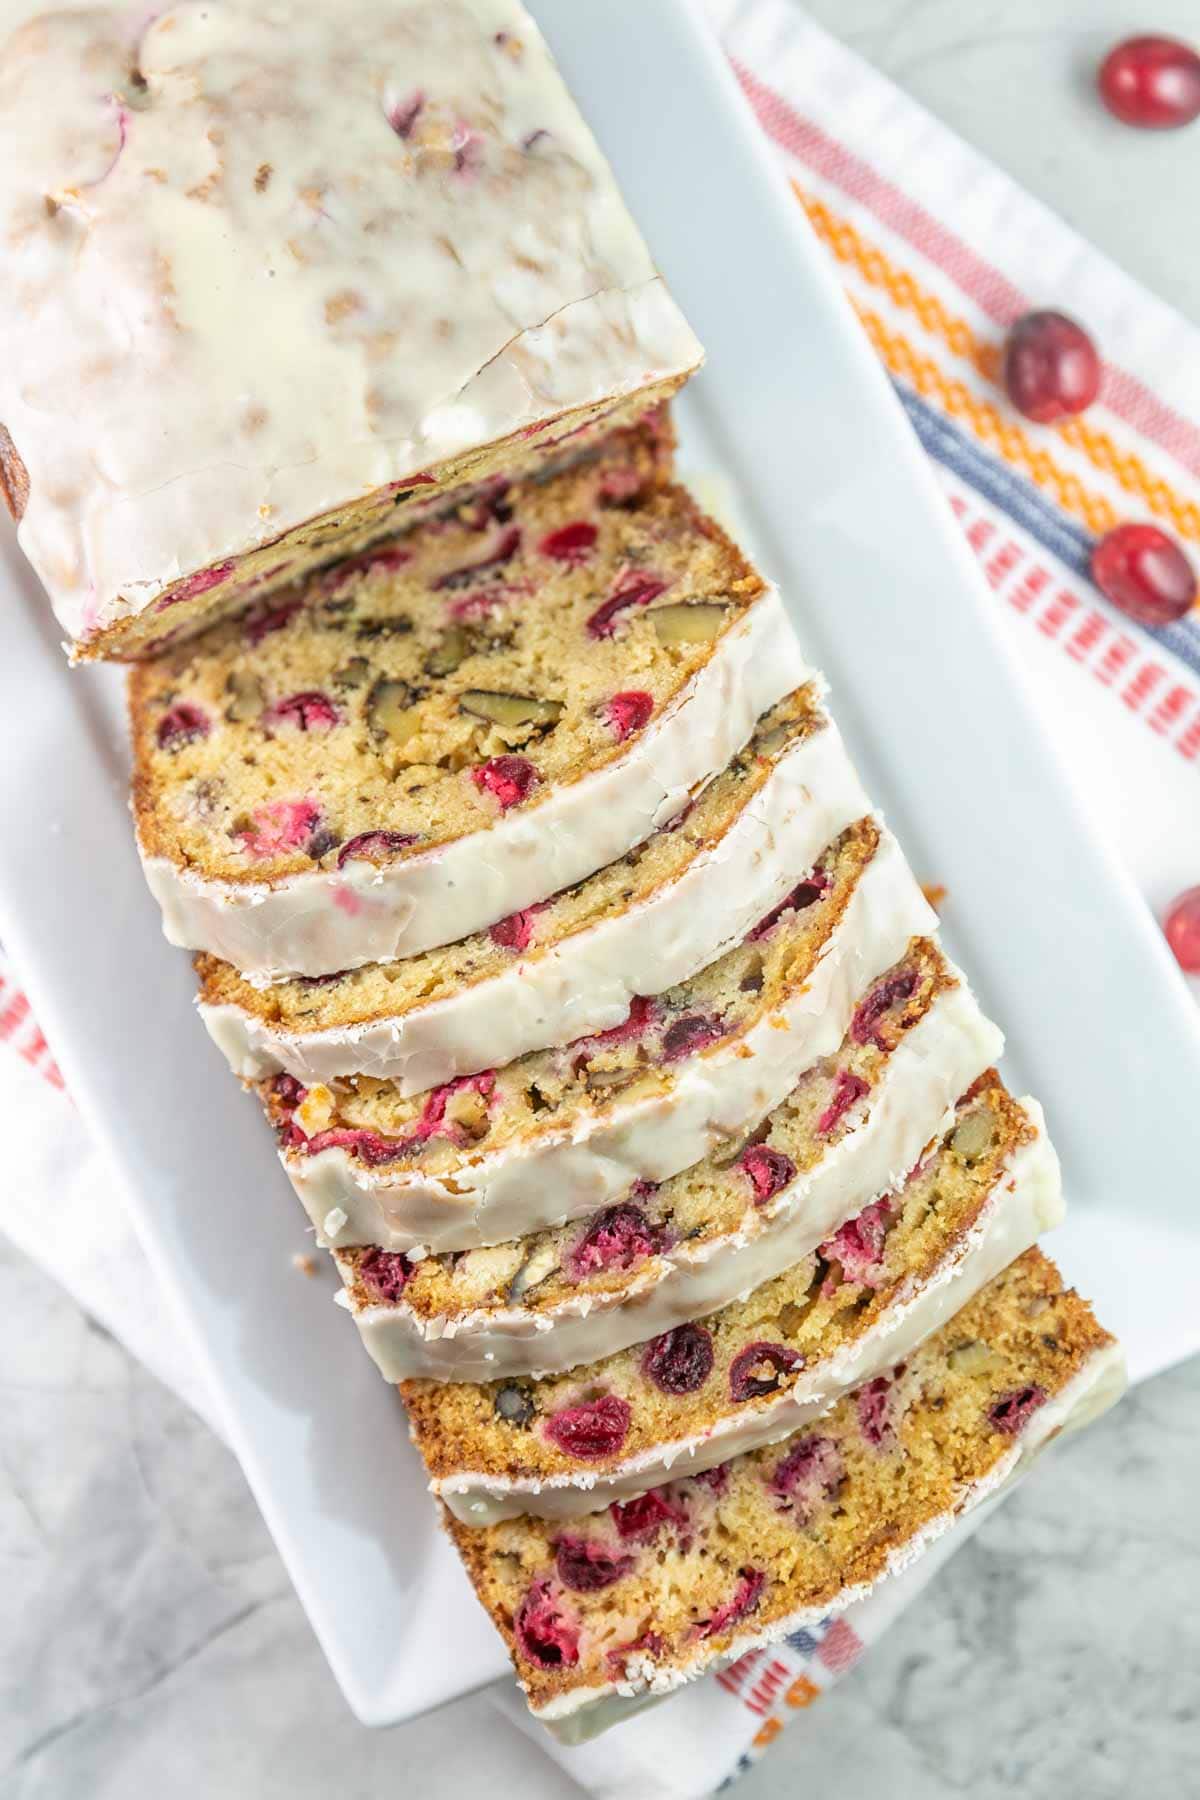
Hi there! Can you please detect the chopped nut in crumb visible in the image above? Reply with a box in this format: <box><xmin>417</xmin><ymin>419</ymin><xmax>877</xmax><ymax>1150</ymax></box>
<box><xmin>446</xmin><ymin>1086</ymin><xmax>491</xmax><ymax>1141</ymax></box>
<box><xmin>296</xmin><ymin>1084</ymin><xmax>335</xmax><ymax>1135</ymax></box>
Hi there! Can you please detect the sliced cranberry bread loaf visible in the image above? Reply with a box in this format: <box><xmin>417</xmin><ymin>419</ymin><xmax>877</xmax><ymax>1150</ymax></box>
<box><xmin>405</xmin><ymin>1076</ymin><xmax>1062</xmax><ymax>1523</ymax></box>
<box><xmin>447</xmin><ymin>1250</ymin><xmax>1123</xmax><ymax>1741</ymax></box>
<box><xmin>0</xmin><ymin>0</ymin><xmax>701</xmax><ymax>660</ymax></box>
<box><xmin>333</xmin><ymin>941</ymin><xmax>1003</xmax><ymax>1381</ymax></box>
<box><xmin>199</xmin><ymin>690</ymin><xmax>869</xmax><ymax>1091</ymax></box>
<box><xmin>132</xmin><ymin>446</ymin><xmax>808</xmax><ymax>980</ymax></box>
<box><xmin>266</xmin><ymin>819</ymin><xmax>936</xmax><ymax>1255</ymax></box>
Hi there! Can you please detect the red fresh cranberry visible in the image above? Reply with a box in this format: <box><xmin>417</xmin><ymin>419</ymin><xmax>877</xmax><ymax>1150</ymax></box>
<box><xmin>660</xmin><ymin>1013</ymin><xmax>725</xmax><ymax>1062</ymax></box>
<box><xmin>697</xmin><ymin>1568</ymin><xmax>764</xmax><ymax>1640</ymax></box>
<box><xmin>245</xmin><ymin>596</ymin><xmax>302</xmax><ymax>645</ymax></box>
<box><xmin>819</xmin><ymin>1199</ymin><xmax>892</xmax><ymax>1287</ymax></box>
<box><xmin>1165</xmin><ymin>885</ymin><xmax>1200</xmax><ymax>972</ymax></box>
<box><xmin>770</xmin><ymin>1434</ymin><xmax>843</xmax><ymax>1515</ymax></box>
<box><xmin>275</xmin><ymin>1114</ymin><xmax>307</xmax><ymax>1151</ymax></box>
<box><xmin>415</xmin><ymin>1070</ymin><xmax>496</xmax><ymax>1140</ymax></box>
<box><xmin>850</xmin><ymin>969</ymin><xmax>919</xmax><ymax>1049</ymax></box>
<box><xmin>729</xmin><ymin>1341</ymin><xmax>803</xmax><ymax>1403</ymax></box>
<box><xmin>167</xmin><ymin>559</ymin><xmax>235</xmax><ymax>604</ymax></box>
<box><xmin>988</xmin><ymin>1384</ymin><xmax>1048</xmax><ymax>1436</ymax></box>
<box><xmin>1002</xmin><ymin>311</ymin><xmax>1102</xmax><ymax>424</ymax></box>
<box><xmin>358</xmin><ymin>1247</ymin><xmax>413</xmax><ymax>1302</ymax></box>
<box><xmin>565</xmin><ymin>1204</ymin><xmax>662</xmax><ymax>1281</ymax></box>
<box><xmin>269</xmin><ymin>1072</ymin><xmax>309</xmax><ymax>1147</ymax></box>
<box><xmin>603</xmin><ymin>690</ymin><xmax>655</xmax><ymax>741</ymax></box>
<box><xmin>1090</xmin><ymin>523</ymin><xmax>1197</xmax><ymax>627</ymax></box>
<box><xmin>544</xmin><ymin>1394</ymin><xmax>631</xmax><ymax>1460</ymax></box>
<box><xmin>641</xmin><ymin>1324</ymin><xmax>714</xmax><ymax>1395</ymax></box>
<box><xmin>554</xmin><ymin>1537</ymin><xmax>634</xmax><ymax>1592</ymax></box>
<box><xmin>610</xmin><ymin>1488</ymin><xmax>688</xmax><ymax>1542</ymax></box>
<box><xmin>433</xmin><ymin>526</ymin><xmax>521</xmax><ymax>590</ymax></box>
<box><xmin>237</xmin><ymin>798</ymin><xmax>324</xmax><ymax>858</ymax></box>
<box><xmin>336</xmin><ymin>830</ymin><xmax>418</xmax><ymax>869</ymax></box>
<box><xmin>746</xmin><ymin>872</ymin><xmax>830</xmax><ymax>941</ymax></box>
<box><xmin>1098</xmin><ymin>35</ymin><xmax>1200</xmax><ymax>129</ymax></box>
<box><xmin>388</xmin><ymin>90</ymin><xmax>424</xmax><ymax>137</ymax></box>
<box><xmin>489</xmin><ymin>906</ymin><xmax>541</xmax><ymax>952</ymax></box>
<box><xmin>586</xmin><ymin>573</ymin><xmax>668</xmax><ymax>638</ymax></box>
<box><xmin>569</xmin><ymin>996</ymin><xmax>658</xmax><ymax>1070</ymax></box>
<box><xmin>816</xmin><ymin>1070</ymin><xmax>870</xmax><ymax>1137</ymax></box>
<box><xmin>857</xmin><ymin>1376</ymin><xmax>895</xmax><ymax>1447</ymax></box>
<box><xmin>515</xmin><ymin>1581</ymin><xmax>579</xmax><ymax>1669</ymax></box>
<box><xmin>265</xmin><ymin>690</ymin><xmax>340</xmax><ymax>732</ymax></box>
<box><xmin>740</xmin><ymin>1144</ymin><xmax>796</xmax><ymax>1205</ymax></box>
<box><xmin>472</xmin><ymin>755</ymin><xmax>537</xmax><ymax>810</ymax></box>
<box><xmin>304</xmin><ymin>1126</ymin><xmax>405</xmax><ymax>1165</ymax></box>
<box><xmin>692</xmin><ymin>1461</ymin><xmax>731</xmax><ymax>1495</ymax></box>
<box><xmin>306</xmin><ymin>1076</ymin><xmax>492</xmax><ymax>1166</ymax></box>
<box><xmin>156</xmin><ymin>703</ymin><xmax>210</xmax><ymax>751</ymax></box>
<box><xmin>539</xmin><ymin>520</ymin><xmax>598</xmax><ymax>564</ymax></box>
<box><xmin>272</xmin><ymin>1073</ymin><xmax>307</xmax><ymax>1108</ymax></box>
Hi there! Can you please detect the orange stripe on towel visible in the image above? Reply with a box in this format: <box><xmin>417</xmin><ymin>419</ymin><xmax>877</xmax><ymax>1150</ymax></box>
<box><xmin>797</xmin><ymin>188</ymin><xmax>1200</xmax><ymax>545</ymax></box>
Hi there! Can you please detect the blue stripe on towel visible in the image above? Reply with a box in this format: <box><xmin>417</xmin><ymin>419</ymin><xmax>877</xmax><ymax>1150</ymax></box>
<box><xmin>895</xmin><ymin>383</ymin><xmax>1200</xmax><ymax>683</ymax></box>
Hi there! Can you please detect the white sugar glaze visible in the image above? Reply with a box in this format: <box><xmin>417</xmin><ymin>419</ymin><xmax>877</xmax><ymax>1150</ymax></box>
<box><xmin>438</xmin><ymin>1100</ymin><xmax>1063</xmax><ymax>1522</ymax></box>
<box><xmin>534</xmin><ymin>1336</ymin><xmax>1125</xmax><ymax>1740</ymax></box>
<box><xmin>202</xmin><ymin>684</ymin><xmax>867</xmax><ymax>1093</ymax></box>
<box><xmin>0</xmin><ymin>0</ymin><xmax>701</xmax><ymax>654</ymax></box>
<box><xmin>341</xmin><ymin>979</ymin><xmax>1004</xmax><ymax>1381</ymax></box>
<box><xmin>165</xmin><ymin>586</ymin><xmax>806</xmax><ymax>980</ymax></box>
<box><xmin>286</xmin><ymin>828</ymin><xmax>936</xmax><ymax>1254</ymax></box>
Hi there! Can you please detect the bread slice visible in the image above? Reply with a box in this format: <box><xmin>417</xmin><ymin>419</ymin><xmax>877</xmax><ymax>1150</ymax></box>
<box><xmin>1</xmin><ymin>0</ymin><xmax>701</xmax><ymax>659</ymax></box>
<box><xmin>405</xmin><ymin>1076</ymin><xmax>1062</xmax><ymax>1522</ymax></box>
<box><xmin>263</xmin><ymin>819</ymin><xmax>935</xmax><ymax>1255</ymax></box>
<box><xmin>132</xmin><ymin>445</ymin><xmax>809</xmax><ymax>980</ymax></box>
<box><xmin>332</xmin><ymin>942</ymin><xmax>1002</xmax><ymax>1381</ymax></box>
<box><xmin>199</xmin><ymin>689</ymin><xmax>868</xmax><ymax>1094</ymax></box>
<box><xmin>446</xmin><ymin>1250</ymin><xmax>1122</xmax><ymax>1741</ymax></box>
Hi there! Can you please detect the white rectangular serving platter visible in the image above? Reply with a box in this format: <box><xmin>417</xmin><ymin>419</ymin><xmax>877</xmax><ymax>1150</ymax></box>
<box><xmin>1</xmin><ymin>0</ymin><xmax>1198</xmax><ymax>1730</ymax></box>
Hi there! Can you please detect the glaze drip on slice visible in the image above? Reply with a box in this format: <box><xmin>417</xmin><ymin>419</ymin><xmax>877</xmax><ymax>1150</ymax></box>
<box><xmin>403</xmin><ymin>1076</ymin><xmax>1058</xmax><ymax>1521</ymax></box>
<box><xmin>444</xmin><ymin>1252</ymin><xmax>1119</xmax><ymax>1739</ymax></box>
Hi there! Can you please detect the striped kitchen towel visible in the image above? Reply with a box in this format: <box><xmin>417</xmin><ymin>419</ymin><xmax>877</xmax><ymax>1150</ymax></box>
<box><xmin>516</xmin><ymin>0</ymin><xmax>1200</xmax><ymax>1790</ymax></box>
<box><xmin>713</xmin><ymin>0</ymin><xmax>1200</xmax><ymax>966</ymax></box>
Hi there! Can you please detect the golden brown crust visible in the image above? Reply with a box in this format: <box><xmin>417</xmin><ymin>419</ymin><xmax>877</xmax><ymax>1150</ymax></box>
<box><xmin>337</xmin><ymin>933</ymin><xmax>951</xmax><ymax>1331</ymax></box>
<box><xmin>130</xmin><ymin>432</ymin><xmax>759</xmax><ymax>885</ymax></box>
<box><xmin>252</xmin><ymin>816</ymin><xmax>880</xmax><ymax>1192</ymax></box>
<box><xmin>442</xmin><ymin>1251</ymin><xmax>1115</xmax><ymax>1715</ymax></box>
<box><xmin>400</xmin><ymin>1073</ymin><xmax>1031</xmax><ymax>1487</ymax></box>
<box><xmin>193</xmin><ymin>687</ymin><xmax>824</xmax><ymax>1034</ymax></box>
<box><xmin>85</xmin><ymin>382</ymin><xmax>686</xmax><ymax>662</ymax></box>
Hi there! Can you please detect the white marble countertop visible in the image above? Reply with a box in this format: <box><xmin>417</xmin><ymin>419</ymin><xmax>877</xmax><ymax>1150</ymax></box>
<box><xmin>5</xmin><ymin>3</ymin><xmax>1200</xmax><ymax>1796</ymax></box>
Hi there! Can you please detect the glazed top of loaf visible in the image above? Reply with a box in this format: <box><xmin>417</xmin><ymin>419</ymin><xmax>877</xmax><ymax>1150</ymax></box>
<box><xmin>0</xmin><ymin>0</ymin><xmax>701</xmax><ymax>645</ymax></box>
